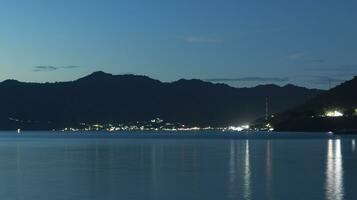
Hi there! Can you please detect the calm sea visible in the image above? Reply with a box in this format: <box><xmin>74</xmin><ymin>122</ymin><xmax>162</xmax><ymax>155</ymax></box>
<box><xmin>0</xmin><ymin>131</ymin><xmax>356</xmax><ymax>200</ymax></box>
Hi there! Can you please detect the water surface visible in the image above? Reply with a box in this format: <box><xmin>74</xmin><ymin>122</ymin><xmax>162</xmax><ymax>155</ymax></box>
<box><xmin>0</xmin><ymin>131</ymin><xmax>356</xmax><ymax>200</ymax></box>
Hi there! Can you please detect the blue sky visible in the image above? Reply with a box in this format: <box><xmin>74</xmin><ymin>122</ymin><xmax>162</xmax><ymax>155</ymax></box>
<box><xmin>0</xmin><ymin>0</ymin><xmax>356</xmax><ymax>89</ymax></box>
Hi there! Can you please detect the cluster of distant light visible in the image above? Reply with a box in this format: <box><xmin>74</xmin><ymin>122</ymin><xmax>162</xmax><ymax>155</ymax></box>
<box><xmin>325</xmin><ymin>110</ymin><xmax>344</xmax><ymax>117</ymax></box>
<box><xmin>61</xmin><ymin>118</ymin><xmax>217</xmax><ymax>132</ymax></box>
<box><xmin>57</xmin><ymin>108</ymin><xmax>357</xmax><ymax>133</ymax></box>
<box><xmin>59</xmin><ymin>118</ymin><xmax>262</xmax><ymax>132</ymax></box>
<box><xmin>308</xmin><ymin>108</ymin><xmax>357</xmax><ymax>119</ymax></box>
<box><xmin>62</xmin><ymin>125</ymin><xmax>225</xmax><ymax>132</ymax></box>
<box><xmin>321</xmin><ymin>108</ymin><xmax>357</xmax><ymax>118</ymax></box>
<box><xmin>226</xmin><ymin>125</ymin><xmax>250</xmax><ymax>132</ymax></box>
<box><xmin>62</xmin><ymin>126</ymin><xmax>221</xmax><ymax>132</ymax></box>
<box><xmin>244</xmin><ymin>123</ymin><xmax>274</xmax><ymax>132</ymax></box>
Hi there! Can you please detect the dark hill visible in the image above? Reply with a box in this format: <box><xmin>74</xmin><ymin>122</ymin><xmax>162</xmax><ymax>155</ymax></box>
<box><xmin>0</xmin><ymin>72</ymin><xmax>322</xmax><ymax>130</ymax></box>
<box><xmin>272</xmin><ymin>76</ymin><xmax>357</xmax><ymax>132</ymax></box>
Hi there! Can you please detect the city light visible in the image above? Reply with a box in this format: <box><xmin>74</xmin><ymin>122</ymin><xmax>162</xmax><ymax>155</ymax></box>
<box><xmin>228</xmin><ymin>125</ymin><xmax>250</xmax><ymax>132</ymax></box>
<box><xmin>325</xmin><ymin>110</ymin><xmax>344</xmax><ymax>117</ymax></box>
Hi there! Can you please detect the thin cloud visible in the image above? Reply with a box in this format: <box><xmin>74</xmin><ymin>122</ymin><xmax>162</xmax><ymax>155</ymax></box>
<box><xmin>206</xmin><ymin>77</ymin><xmax>289</xmax><ymax>83</ymax></box>
<box><xmin>33</xmin><ymin>65</ymin><xmax>81</xmax><ymax>72</ymax></box>
<box><xmin>33</xmin><ymin>66</ymin><xmax>58</xmax><ymax>72</ymax></box>
<box><xmin>181</xmin><ymin>36</ymin><xmax>222</xmax><ymax>44</ymax></box>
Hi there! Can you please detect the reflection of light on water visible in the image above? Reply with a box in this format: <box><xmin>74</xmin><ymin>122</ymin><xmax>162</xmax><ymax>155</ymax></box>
<box><xmin>228</xmin><ymin>140</ymin><xmax>251</xmax><ymax>200</ymax></box>
<box><xmin>326</xmin><ymin>139</ymin><xmax>344</xmax><ymax>200</ymax></box>
<box><xmin>266</xmin><ymin>140</ymin><xmax>272</xmax><ymax>197</ymax></box>
<box><xmin>229</xmin><ymin>140</ymin><xmax>236</xmax><ymax>184</ymax></box>
<box><xmin>352</xmin><ymin>139</ymin><xmax>356</xmax><ymax>152</ymax></box>
<box><xmin>243</xmin><ymin>140</ymin><xmax>251</xmax><ymax>200</ymax></box>
<box><xmin>228</xmin><ymin>140</ymin><xmax>237</xmax><ymax>199</ymax></box>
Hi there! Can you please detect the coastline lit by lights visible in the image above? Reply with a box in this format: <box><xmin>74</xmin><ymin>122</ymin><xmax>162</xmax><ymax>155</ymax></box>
<box><xmin>56</xmin><ymin>118</ymin><xmax>269</xmax><ymax>132</ymax></box>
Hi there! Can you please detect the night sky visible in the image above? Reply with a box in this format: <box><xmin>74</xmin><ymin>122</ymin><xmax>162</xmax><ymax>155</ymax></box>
<box><xmin>0</xmin><ymin>0</ymin><xmax>356</xmax><ymax>89</ymax></box>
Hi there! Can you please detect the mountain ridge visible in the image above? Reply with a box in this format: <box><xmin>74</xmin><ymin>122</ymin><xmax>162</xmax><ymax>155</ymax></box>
<box><xmin>1</xmin><ymin>71</ymin><xmax>320</xmax><ymax>90</ymax></box>
<box><xmin>0</xmin><ymin>71</ymin><xmax>323</xmax><ymax>130</ymax></box>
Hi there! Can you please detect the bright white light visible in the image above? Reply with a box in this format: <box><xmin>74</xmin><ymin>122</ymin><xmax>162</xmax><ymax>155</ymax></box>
<box><xmin>228</xmin><ymin>125</ymin><xmax>250</xmax><ymax>132</ymax></box>
<box><xmin>325</xmin><ymin>110</ymin><xmax>344</xmax><ymax>117</ymax></box>
<box><xmin>243</xmin><ymin>140</ymin><xmax>251</xmax><ymax>199</ymax></box>
<box><xmin>326</xmin><ymin>139</ymin><xmax>344</xmax><ymax>200</ymax></box>
<box><xmin>241</xmin><ymin>125</ymin><xmax>250</xmax><ymax>129</ymax></box>
<box><xmin>230</xmin><ymin>126</ymin><xmax>243</xmax><ymax>131</ymax></box>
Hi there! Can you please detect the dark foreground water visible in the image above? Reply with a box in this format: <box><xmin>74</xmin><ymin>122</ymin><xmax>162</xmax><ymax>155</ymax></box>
<box><xmin>0</xmin><ymin>131</ymin><xmax>356</xmax><ymax>200</ymax></box>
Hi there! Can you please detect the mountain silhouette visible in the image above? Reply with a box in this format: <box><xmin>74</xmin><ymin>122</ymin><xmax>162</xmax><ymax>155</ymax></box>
<box><xmin>271</xmin><ymin>76</ymin><xmax>357</xmax><ymax>132</ymax></box>
<box><xmin>0</xmin><ymin>72</ymin><xmax>322</xmax><ymax>130</ymax></box>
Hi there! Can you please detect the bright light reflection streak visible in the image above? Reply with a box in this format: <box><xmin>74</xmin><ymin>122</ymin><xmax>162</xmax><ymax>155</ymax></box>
<box><xmin>228</xmin><ymin>140</ymin><xmax>251</xmax><ymax>199</ymax></box>
<box><xmin>244</xmin><ymin>140</ymin><xmax>251</xmax><ymax>200</ymax></box>
<box><xmin>326</xmin><ymin>139</ymin><xmax>344</xmax><ymax>200</ymax></box>
<box><xmin>352</xmin><ymin>139</ymin><xmax>356</xmax><ymax>152</ymax></box>
<box><xmin>229</xmin><ymin>140</ymin><xmax>236</xmax><ymax>182</ymax></box>
<box><xmin>228</xmin><ymin>140</ymin><xmax>236</xmax><ymax>199</ymax></box>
